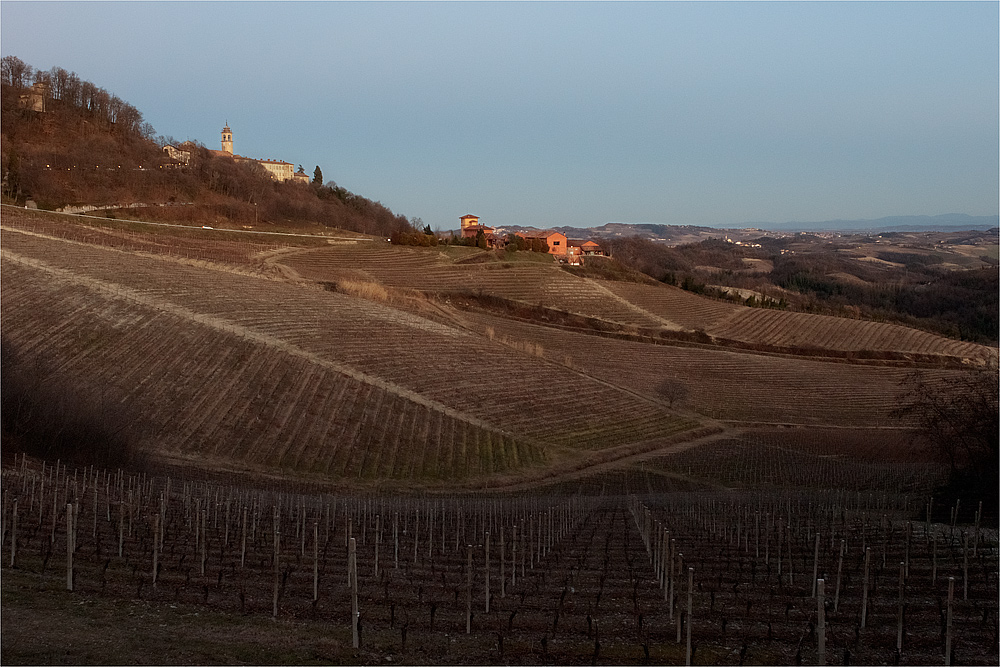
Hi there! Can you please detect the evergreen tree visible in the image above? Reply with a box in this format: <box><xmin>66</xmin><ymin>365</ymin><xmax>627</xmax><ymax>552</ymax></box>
<box><xmin>313</xmin><ymin>165</ymin><xmax>323</xmax><ymax>184</ymax></box>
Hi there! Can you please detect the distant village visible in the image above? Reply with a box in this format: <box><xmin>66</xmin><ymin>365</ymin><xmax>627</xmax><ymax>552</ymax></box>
<box><xmin>456</xmin><ymin>214</ymin><xmax>604</xmax><ymax>265</ymax></box>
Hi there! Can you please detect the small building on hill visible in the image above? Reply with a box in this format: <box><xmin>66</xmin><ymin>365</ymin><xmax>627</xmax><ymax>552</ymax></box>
<box><xmin>569</xmin><ymin>239</ymin><xmax>605</xmax><ymax>256</ymax></box>
<box><xmin>459</xmin><ymin>214</ymin><xmax>498</xmax><ymax>246</ymax></box>
<box><xmin>18</xmin><ymin>81</ymin><xmax>49</xmax><ymax>112</ymax></box>
<box><xmin>460</xmin><ymin>214</ymin><xmax>482</xmax><ymax>230</ymax></box>
<box><xmin>520</xmin><ymin>230</ymin><xmax>568</xmax><ymax>255</ymax></box>
<box><xmin>162</xmin><ymin>144</ymin><xmax>191</xmax><ymax>165</ymax></box>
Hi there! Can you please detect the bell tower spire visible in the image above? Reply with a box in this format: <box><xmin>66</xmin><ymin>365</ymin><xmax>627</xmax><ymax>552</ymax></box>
<box><xmin>221</xmin><ymin>123</ymin><xmax>233</xmax><ymax>155</ymax></box>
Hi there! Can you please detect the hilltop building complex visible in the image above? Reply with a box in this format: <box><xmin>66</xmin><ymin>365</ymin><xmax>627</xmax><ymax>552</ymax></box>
<box><xmin>458</xmin><ymin>215</ymin><xmax>604</xmax><ymax>263</ymax></box>
<box><xmin>163</xmin><ymin>125</ymin><xmax>310</xmax><ymax>184</ymax></box>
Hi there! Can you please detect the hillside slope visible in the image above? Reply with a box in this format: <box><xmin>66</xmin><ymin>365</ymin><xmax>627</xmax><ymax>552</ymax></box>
<box><xmin>1</xmin><ymin>222</ymin><xmax>708</xmax><ymax>487</ymax></box>
<box><xmin>1</xmin><ymin>58</ymin><xmax>414</xmax><ymax>237</ymax></box>
<box><xmin>2</xmin><ymin>210</ymin><xmax>994</xmax><ymax>489</ymax></box>
<box><xmin>279</xmin><ymin>241</ymin><xmax>994</xmax><ymax>364</ymax></box>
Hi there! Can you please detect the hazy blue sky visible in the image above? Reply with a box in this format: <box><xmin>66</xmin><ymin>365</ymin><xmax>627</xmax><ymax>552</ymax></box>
<box><xmin>2</xmin><ymin>1</ymin><xmax>997</xmax><ymax>230</ymax></box>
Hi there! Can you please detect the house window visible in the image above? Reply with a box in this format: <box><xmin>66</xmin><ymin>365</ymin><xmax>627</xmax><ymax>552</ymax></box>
<box><xmin>553</xmin><ymin>240</ymin><xmax>560</xmax><ymax>246</ymax></box>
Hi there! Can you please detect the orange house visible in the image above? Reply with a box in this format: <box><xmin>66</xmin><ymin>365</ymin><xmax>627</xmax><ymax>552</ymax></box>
<box><xmin>459</xmin><ymin>214</ymin><xmax>497</xmax><ymax>246</ymax></box>
<box><xmin>568</xmin><ymin>239</ymin><xmax>604</xmax><ymax>256</ymax></box>
<box><xmin>521</xmin><ymin>230</ymin><xmax>568</xmax><ymax>255</ymax></box>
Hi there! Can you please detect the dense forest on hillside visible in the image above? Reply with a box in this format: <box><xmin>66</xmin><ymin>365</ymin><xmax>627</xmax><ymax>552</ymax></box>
<box><xmin>604</xmin><ymin>236</ymin><xmax>1000</xmax><ymax>345</ymax></box>
<box><xmin>0</xmin><ymin>56</ymin><xmax>413</xmax><ymax>236</ymax></box>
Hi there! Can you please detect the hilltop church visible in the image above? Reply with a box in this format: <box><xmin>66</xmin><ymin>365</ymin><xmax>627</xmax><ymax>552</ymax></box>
<box><xmin>164</xmin><ymin>125</ymin><xmax>310</xmax><ymax>184</ymax></box>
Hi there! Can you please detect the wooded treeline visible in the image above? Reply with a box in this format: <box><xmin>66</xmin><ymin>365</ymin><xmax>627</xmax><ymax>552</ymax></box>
<box><xmin>602</xmin><ymin>236</ymin><xmax>999</xmax><ymax>345</ymax></box>
<box><xmin>2</xmin><ymin>56</ymin><xmax>151</xmax><ymax>137</ymax></box>
<box><xmin>1</xmin><ymin>56</ymin><xmax>414</xmax><ymax>238</ymax></box>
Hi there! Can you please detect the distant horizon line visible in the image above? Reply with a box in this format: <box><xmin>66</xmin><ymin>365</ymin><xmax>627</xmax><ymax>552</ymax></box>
<box><xmin>534</xmin><ymin>213</ymin><xmax>1000</xmax><ymax>232</ymax></box>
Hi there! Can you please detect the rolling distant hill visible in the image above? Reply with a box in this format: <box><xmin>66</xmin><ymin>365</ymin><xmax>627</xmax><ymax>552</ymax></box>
<box><xmin>504</xmin><ymin>215</ymin><xmax>998</xmax><ymax>245</ymax></box>
<box><xmin>752</xmin><ymin>214</ymin><xmax>999</xmax><ymax>232</ymax></box>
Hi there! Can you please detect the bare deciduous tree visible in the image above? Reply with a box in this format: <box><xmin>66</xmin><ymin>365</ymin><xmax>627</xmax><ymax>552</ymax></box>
<box><xmin>657</xmin><ymin>377</ymin><xmax>690</xmax><ymax>409</ymax></box>
<box><xmin>895</xmin><ymin>365</ymin><xmax>998</xmax><ymax>510</ymax></box>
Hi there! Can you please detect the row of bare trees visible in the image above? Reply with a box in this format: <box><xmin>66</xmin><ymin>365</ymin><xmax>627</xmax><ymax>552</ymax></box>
<box><xmin>2</xmin><ymin>56</ymin><xmax>150</xmax><ymax>138</ymax></box>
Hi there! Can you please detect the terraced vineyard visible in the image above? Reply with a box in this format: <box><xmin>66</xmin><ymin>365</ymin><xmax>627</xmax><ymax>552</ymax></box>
<box><xmin>282</xmin><ymin>243</ymin><xmax>672</xmax><ymax>328</ymax></box>
<box><xmin>702</xmin><ymin>307</ymin><xmax>989</xmax><ymax>360</ymax></box>
<box><xmin>281</xmin><ymin>241</ymin><xmax>994</xmax><ymax>363</ymax></box>
<box><xmin>3</xmin><ymin>210</ymin><xmax>994</xmax><ymax>486</ymax></box>
<box><xmin>451</xmin><ymin>310</ymin><xmax>963</xmax><ymax>427</ymax></box>
<box><xmin>1</xmin><ymin>225</ymin><xmax>703</xmax><ymax>486</ymax></box>
<box><xmin>599</xmin><ymin>280</ymin><xmax>740</xmax><ymax>331</ymax></box>
<box><xmin>642</xmin><ymin>429</ymin><xmax>946</xmax><ymax>494</ymax></box>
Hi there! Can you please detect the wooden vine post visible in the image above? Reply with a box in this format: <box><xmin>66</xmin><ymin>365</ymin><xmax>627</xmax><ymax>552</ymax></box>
<box><xmin>66</xmin><ymin>503</ymin><xmax>74</xmax><ymax>591</ymax></box>
<box><xmin>511</xmin><ymin>525</ymin><xmax>517</xmax><ymax>587</ymax></box>
<box><xmin>962</xmin><ymin>533</ymin><xmax>969</xmax><ymax>601</ymax></box>
<box><xmin>817</xmin><ymin>578</ymin><xmax>826</xmax><ymax>666</ymax></box>
<box><xmin>350</xmin><ymin>537</ymin><xmax>359</xmax><ymax>649</ymax></box>
<box><xmin>241</xmin><ymin>506</ymin><xmax>247</xmax><ymax>568</ymax></box>
<box><xmin>932</xmin><ymin>536</ymin><xmax>938</xmax><ymax>584</ymax></box>
<box><xmin>676</xmin><ymin>553</ymin><xmax>684</xmax><ymax>642</ymax></box>
<box><xmin>8</xmin><ymin>498</ymin><xmax>16</xmax><ymax>568</ymax></box>
<box><xmin>944</xmin><ymin>577</ymin><xmax>954</xmax><ymax>666</ymax></box>
<box><xmin>466</xmin><ymin>545</ymin><xmax>473</xmax><ymax>634</ymax></box>
<box><xmin>860</xmin><ymin>547</ymin><xmax>871</xmax><ymax>629</ymax></box>
<box><xmin>374</xmin><ymin>515</ymin><xmax>381</xmax><ymax>579</ymax></box>
<box><xmin>485</xmin><ymin>531</ymin><xmax>490</xmax><ymax>613</ymax></box>
<box><xmin>346</xmin><ymin>517</ymin><xmax>353</xmax><ymax>584</ymax></box>
<box><xmin>152</xmin><ymin>512</ymin><xmax>160</xmax><ymax>587</ymax></box>
<box><xmin>811</xmin><ymin>533</ymin><xmax>820</xmax><ymax>597</ymax></box>
<box><xmin>896</xmin><ymin>561</ymin><xmax>905</xmax><ymax>652</ymax></box>
<box><xmin>499</xmin><ymin>528</ymin><xmax>506</xmax><ymax>599</ymax></box>
<box><xmin>833</xmin><ymin>538</ymin><xmax>844</xmax><ymax>612</ymax></box>
<box><xmin>118</xmin><ymin>501</ymin><xmax>124</xmax><ymax>558</ymax></box>
<box><xmin>313</xmin><ymin>522</ymin><xmax>319</xmax><ymax>602</ymax></box>
<box><xmin>685</xmin><ymin>567</ymin><xmax>693</xmax><ymax>667</ymax></box>
<box><xmin>200</xmin><ymin>508</ymin><xmax>207</xmax><ymax>576</ymax></box>
<box><xmin>272</xmin><ymin>507</ymin><xmax>280</xmax><ymax>618</ymax></box>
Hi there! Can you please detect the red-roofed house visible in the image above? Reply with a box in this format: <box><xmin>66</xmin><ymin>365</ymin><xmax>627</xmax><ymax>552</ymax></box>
<box><xmin>568</xmin><ymin>239</ymin><xmax>605</xmax><ymax>256</ymax></box>
<box><xmin>520</xmin><ymin>230</ymin><xmax>568</xmax><ymax>255</ymax></box>
<box><xmin>460</xmin><ymin>214</ymin><xmax>497</xmax><ymax>246</ymax></box>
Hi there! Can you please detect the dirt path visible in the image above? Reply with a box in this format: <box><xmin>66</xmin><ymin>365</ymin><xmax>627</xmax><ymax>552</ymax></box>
<box><xmin>255</xmin><ymin>245</ymin><xmax>316</xmax><ymax>282</ymax></box>
<box><xmin>471</xmin><ymin>425</ymin><xmax>737</xmax><ymax>493</ymax></box>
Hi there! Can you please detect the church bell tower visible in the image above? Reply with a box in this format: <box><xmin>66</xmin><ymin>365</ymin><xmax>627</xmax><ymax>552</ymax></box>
<box><xmin>221</xmin><ymin>124</ymin><xmax>233</xmax><ymax>155</ymax></box>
